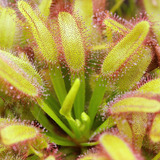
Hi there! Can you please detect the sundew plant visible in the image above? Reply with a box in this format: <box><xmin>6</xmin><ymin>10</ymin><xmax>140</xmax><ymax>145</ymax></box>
<box><xmin>1</xmin><ymin>0</ymin><xmax>160</xmax><ymax>159</ymax></box>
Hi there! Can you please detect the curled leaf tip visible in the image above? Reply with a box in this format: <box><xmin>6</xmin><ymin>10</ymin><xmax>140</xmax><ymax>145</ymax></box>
<box><xmin>60</xmin><ymin>78</ymin><xmax>80</xmax><ymax>118</ymax></box>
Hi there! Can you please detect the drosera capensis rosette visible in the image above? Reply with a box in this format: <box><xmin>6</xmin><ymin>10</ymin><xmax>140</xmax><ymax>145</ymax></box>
<box><xmin>0</xmin><ymin>0</ymin><xmax>160</xmax><ymax>159</ymax></box>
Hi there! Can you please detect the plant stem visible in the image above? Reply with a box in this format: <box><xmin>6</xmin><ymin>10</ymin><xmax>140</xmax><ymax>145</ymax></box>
<box><xmin>46</xmin><ymin>132</ymin><xmax>76</xmax><ymax>146</ymax></box>
<box><xmin>88</xmin><ymin>77</ymin><xmax>107</xmax><ymax>128</ymax></box>
<box><xmin>49</xmin><ymin>64</ymin><xmax>67</xmax><ymax>106</ymax></box>
<box><xmin>36</xmin><ymin>98</ymin><xmax>75</xmax><ymax>139</ymax></box>
<box><xmin>81</xmin><ymin>141</ymin><xmax>99</xmax><ymax>147</ymax></box>
<box><xmin>110</xmin><ymin>0</ymin><xmax>124</xmax><ymax>13</ymax></box>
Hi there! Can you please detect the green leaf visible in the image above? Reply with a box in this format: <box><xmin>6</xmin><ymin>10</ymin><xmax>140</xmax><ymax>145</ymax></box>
<box><xmin>58</xmin><ymin>12</ymin><xmax>85</xmax><ymax>72</ymax></box>
<box><xmin>110</xmin><ymin>0</ymin><xmax>124</xmax><ymax>13</ymax></box>
<box><xmin>36</xmin><ymin>98</ymin><xmax>74</xmax><ymax>139</ymax></box>
<box><xmin>132</xmin><ymin>113</ymin><xmax>147</xmax><ymax>150</ymax></box>
<box><xmin>45</xmin><ymin>156</ymin><xmax>55</xmax><ymax>160</ymax></box>
<box><xmin>0</xmin><ymin>144</ymin><xmax>6</xmax><ymax>153</ymax></box>
<box><xmin>110</xmin><ymin>97</ymin><xmax>160</xmax><ymax>114</ymax></box>
<box><xmin>49</xmin><ymin>65</ymin><xmax>67</xmax><ymax>106</ymax></box>
<box><xmin>29</xmin><ymin>145</ymin><xmax>43</xmax><ymax>158</ymax></box>
<box><xmin>115</xmin><ymin>116</ymin><xmax>132</xmax><ymax>143</ymax></box>
<box><xmin>99</xmin><ymin>133</ymin><xmax>138</xmax><ymax>160</ymax></box>
<box><xmin>138</xmin><ymin>78</ymin><xmax>160</xmax><ymax>95</ymax></box>
<box><xmin>39</xmin><ymin>0</ymin><xmax>52</xmax><ymax>17</ymax></box>
<box><xmin>18</xmin><ymin>0</ymin><xmax>58</xmax><ymax>63</ymax></box>
<box><xmin>90</xmin><ymin>116</ymin><xmax>115</xmax><ymax>139</ymax></box>
<box><xmin>80</xmin><ymin>141</ymin><xmax>99</xmax><ymax>147</ymax></box>
<box><xmin>101</xmin><ymin>21</ymin><xmax>150</xmax><ymax>75</ymax></box>
<box><xmin>46</xmin><ymin>132</ymin><xmax>76</xmax><ymax>146</ymax></box>
<box><xmin>0</xmin><ymin>49</ymin><xmax>43</xmax><ymax>98</ymax></box>
<box><xmin>88</xmin><ymin>77</ymin><xmax>107</xmax><ymax>128</ymax></box>
<box><xmin>31</xmin><ymin>104</ymin><xmax>55</xmax><ymax>134</ymax></box>
<box><xmin>79</xmin><ymin>154</ymin><xmax>106</xmax><ymax>160</ymax></box>
<box><xmin>104</xmin><ymin>16</ymin><xmax>128</xmax><ymax>36</ymax></box>
<box><xmin>73</xmin><ymin>0</ymin><xmax>93</xmax><ymax>32</ymax></box>
<box><xmin>144</xmin><ymin>0</ymin><xmax>160</xmax><ymax>44</ymax></box>
<box><xmin>0</xmin><ymin>125</ymin><xmax>38</xmax><ymax>145</ymax></box>
<box><xmin>150</xmin><ymin>114</ymin><xmax>160</xmax><ymax>143</ymax></box>
<box><xmin>116</xmin><ymin>47</ymin><xmax>151</xmax><ymax>91</ymax></box>
<box><xmin>103</xmin><ymin>17</ymin><xmax>129</xmax><ymax>42</ymax></box>
<box><xmin>0</xmin><ymin>7</ymin><xmax>17</xmax><ymax>49</ymax></box>
<box><xmin>80</xmin><ymin>112</ymin><xmax>90</xmax><ymax>137</ymax></box>
<box><xmin>152</xmin><ymin>151</ymin><xmax>160</xmax><ymax>160</ymax></box>
<box><xmin>59</xmin><ymin>78</ymin><xmax>83</xmax><ymax>138</ymax></box>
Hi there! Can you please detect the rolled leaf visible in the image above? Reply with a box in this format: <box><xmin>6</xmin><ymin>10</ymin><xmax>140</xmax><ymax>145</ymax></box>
<box><xmin>60</xmin><ymin>78</ymin><xmax>80</xmax><ymax>119</ymax></box>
